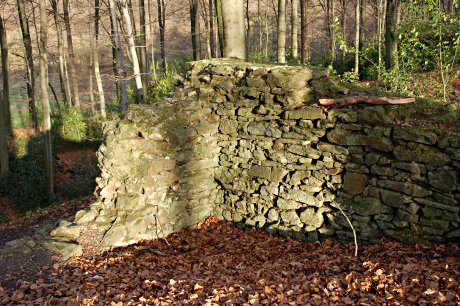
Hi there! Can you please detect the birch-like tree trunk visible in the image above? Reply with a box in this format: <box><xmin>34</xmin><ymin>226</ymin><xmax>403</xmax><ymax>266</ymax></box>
<box><xmin>190</xmin><ymin>0</ymin><xmax>201</xmax><ymax>60</ymax></box>
<box><xmin>17</xmin><ymin>0</ymin><xmax>38</xmax><ymax>129</ymax></box>
<box><xmin>63</xmin><ymin>0</ymin><xmax>81</xmax><ymax>108</ymax></box>
<box><xmin>93</xmin><ymin>0</ymin><xmax>106</xmax><ymax>118</ymax></box>
<box><xmin>354</xmin><ymin>0</ymin><xmax>361</xmax><ymax>74</ymax></box>
<box><xmin>51</xmin><ymin>0</ymin><xmax>71</xmax><ymax>108</ymax></box>
<box><xmin>38</xmin><ymin>0</ymin><xmax>54</xmax><ymax>198</ymax></box>
<box><xmin>109</xmin><ymin>0</ymin><xmax>128</xmax><ymax>112</ymax></box>
<box><xmin>291</xmin><ymin>0</ymin><xmax>298</xmax><ymax>59</ymax></box>
<box><xmin>221</xmin><ymin>0</ymin><xmax>246</xmax><ymax>60</ymax></box>
<box><xmin>0</xmin><ymin>13</ymin><xmax>11</xmax><ymax>135</ymax></box>
<box><xmin>277</xmin><ymin>0</ymin><xmax>286</xmax><ymax>63</ymax></box>
<box><xmin>120</xmin><ymin>0</ymin><xmax>145</xmax><ymax>104</ymax></box>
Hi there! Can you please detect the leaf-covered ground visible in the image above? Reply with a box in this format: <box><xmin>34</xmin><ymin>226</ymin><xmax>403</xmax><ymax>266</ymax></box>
<box><xmin>0</xmin><ymin>217</ymin><xmax>458</xmax><ymax>305</ymax></box>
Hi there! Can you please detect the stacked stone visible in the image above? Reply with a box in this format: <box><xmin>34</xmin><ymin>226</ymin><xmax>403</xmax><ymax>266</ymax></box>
<box><xmin>178</xmin><ymin>59</ymin><xmax>459</xmax><ymax>244</ymax></box>
<box><xmin>49</xmin><ymin>59</ymin><xmax>459</xmax><ymax>257</ymax></box>
<box><xmin>50</xmin><ymin>98</ymin><xmax>220</xmax><ymax>250</ymax></box>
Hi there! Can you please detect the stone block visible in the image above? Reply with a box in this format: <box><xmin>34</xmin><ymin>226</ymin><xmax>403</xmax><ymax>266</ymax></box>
<box><xmin>393</xmin><ymin>127</ymin><xmax>438</xmax><ymax>145</ymax></box>
<box><xmin>428</xmin><ymin>170</ymin><xmax>458</xmax><ymax>192</ymax></box>
<box><xmin>343</xmin><ymin>173</ymin><xmax>368</xmax><ymax>196</ymax></box>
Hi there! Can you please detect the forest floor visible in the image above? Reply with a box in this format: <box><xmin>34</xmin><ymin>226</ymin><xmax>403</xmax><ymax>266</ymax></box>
<box><xmin>0</xmin><ymin>216</ymin><xmax>458</xmax><ymax>305</ymax></box>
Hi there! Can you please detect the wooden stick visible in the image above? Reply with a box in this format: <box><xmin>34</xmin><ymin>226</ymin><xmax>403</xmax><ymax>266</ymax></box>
<box><xmin>319</xmin><ymin>96</ymin><xmax>415</xmax><ymax>108</ymax></box>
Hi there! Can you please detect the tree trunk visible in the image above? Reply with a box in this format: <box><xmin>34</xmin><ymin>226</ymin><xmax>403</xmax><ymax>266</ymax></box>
<box><xmin>0</xmin><ymin>14</ymin><xmax>11</xmax><ymax>135</ymax></box>
<box><xmin>360</xmin><ymin>0</ymin><xmax>366</xmax><ymax>50</ymax></box>
<box><xmin>209</xmin><ymin>0</ymin><xmax>215</xmax><ymax>57</ymax></box>
<box><xmin>17</xmin><ymin>0</ymin><xmax>38</xmax><ymax>130</ymax></box>
<box><xmin>215</xmin><ymin>0</ymin><xmax>224</xmax><ymax>57</ymax></box>
<box><xmin>93</xmin><ymin>0</ymin><xmax>106</xmax><ymax>118</ymax></box>
<box><xmin>277</xmin><ymin>0</ymin><xmax>286</xmax><ymax>63</ymax></box>
<box><xmin>330</xmin><ymin>0</ymin><xmax>336</xmax><ymax>61</ymax></box>
<box><xmin>38</xmin><ymin>0</ymin><xmax>54</xmax><ymax>198</ymax></box>
<box><xmin>340</xmin><ymin>0</ymin><xmax>347</xmax><ymax>60</ymax></box>
<box><xmin>157</xmin><ymin>0</ymin><xmax>166</xmax><ymax>72</ymax></box>
<box><xmin>139</xmin><ymin>0</ymin><xmax>149</xmax><ymax>98</ymax></box>
<box><xmin>51</xmin><ymin>0</ymin><xmax>71</xmax><ymax>108</ymax></box>
<box><xmin>63</xmin><ymin>0</ymin><xmax>81</xmax><ymax>108</ymax></box>
<box><xmin>109</xmin><ymin>0</ymin><xmax>128</xmax><ymax>112</ymax></box>
<box><xmin>377</xmin><ymin>0</ymin><xmax>386</xmax><ymax>77</ymax></box>
<box><xmin>0</xmin><ymin>92</ymin><xmax>8</xmax><ymax>174</ymax></box>
<box><xmin>385</xmin><ymin>0</ymin><xmax>399</xmax><ymax>70</ymax></box>
<box><xmin>258</xmin><ymin>0</ymin><xmax>262</xmax><ymax>52</ymax></box>
<box><xmin>120</xmin><ymin>0</ymin><xmax>145</xmax><ymax>104</ymax></box>
<box><xmin>291</xmin><ymin>0</ymin><xmax>298</xmax><ymax>59</ymax></box>
<box><xmin>221</xmin><ymin>0</ymin><xmax>246</xmax><ymax>60</ymax></box>
<box><xmin>245</xmin><ymin>0</ymin><xmax>250</xmax><ymax>56</ymax></box>
<box><xmin>300</xmin><ymin>0</ymin><xmax>309</xmax><ymax>64</ymax></box>
<box><xmin>190</xmin><ymin>0</ymin><xmax>201</xmax><ymax>60</ymax></box>
<box><xmin>354</xmin><ymin>0</ymin><xmax>360</xmax><ymax>74</ymax></box>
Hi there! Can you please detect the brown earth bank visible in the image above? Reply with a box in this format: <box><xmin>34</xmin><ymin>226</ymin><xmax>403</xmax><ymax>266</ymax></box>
<box><xmin>0</xmin><ymin>217</ymin><xmax>458</xmax><ymax>305</ymax></box>
<box><xmin>1</xmin><ymin>130</ymin><xmax>99</xmax><ymax>222</ymax></box>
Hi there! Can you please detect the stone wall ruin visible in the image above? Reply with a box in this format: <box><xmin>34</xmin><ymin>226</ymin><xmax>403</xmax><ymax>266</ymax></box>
<box><xmin>49</xmin><ymin>59</ymin><xmax>460</xmax><ymax>256</ymax></box>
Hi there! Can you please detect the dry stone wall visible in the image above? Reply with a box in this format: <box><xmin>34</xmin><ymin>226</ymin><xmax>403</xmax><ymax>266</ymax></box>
<box><xmin>50</xmin><ymin>59</ymin><xmax>459</xmax><ymax>256</ymax></box>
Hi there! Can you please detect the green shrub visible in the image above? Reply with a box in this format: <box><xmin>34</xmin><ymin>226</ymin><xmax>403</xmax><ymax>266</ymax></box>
<box><xmin>149</xmin><ymin>61</ymin><xmax>186</xmax><ymax>102</ymax></box>
<box><xmin>0</xmin><ymin>159</ymin><xmax>49</xmax><ymax>212</ymax></box>
<box><xmin>54</xmin><ymin>107</ymin><xmax>88</xmax><ymax>142</ymax></box>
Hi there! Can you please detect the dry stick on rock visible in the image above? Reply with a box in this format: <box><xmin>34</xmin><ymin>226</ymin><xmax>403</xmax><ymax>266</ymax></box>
<box><xmin>319</xmin><ymin>96</ymin><xmax>415</xmax><ymax>108</ymax></box>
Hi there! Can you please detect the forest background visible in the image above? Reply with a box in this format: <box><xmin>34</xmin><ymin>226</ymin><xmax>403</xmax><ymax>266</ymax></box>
<box><xmin>0</xmin><ymin>0</ymin><xmax>459</xmax><ymax>221</ymax></box>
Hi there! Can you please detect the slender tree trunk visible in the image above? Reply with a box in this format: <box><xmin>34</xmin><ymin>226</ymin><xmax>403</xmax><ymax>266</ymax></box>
<box><xmin>377</xmin><ymin>0</ymin><xmax>386</xmax><ymax>77</ymax></box>
<box><xmin>245</xmin><ymin>0</ymin><xmax>250</xmax><ymax>55</ymax></box>
<box><xmin>120</xmin><ymin>0</ymin><xmax>145</xmax><ymax>103</ymax></box>
<box><xmin>360</xmin><ymin>0</ymin><xmax>366</xmax><ymax>51</ymax></box>
<box><xmin>265</xmin><ymin>7</ymin><xmax>269</xmax><ymax>57</ymax></box>
<box><xmin>89</xmin><ymin>51</ymin><xmax>95</xmax><ymax>113</ymax></box>
<box><xmin>291</xmin><ymin>0</ymin><xmax>299</xmax><ymax>59</ymax></box>
<box><xmin>0</xmin><ymin>15</ymin><xmax>9</xmax><ymax>174</ymax></box>
<box><xmin>341</xmin><ymin>0</ymin><xmax>347</xmax><ymax>60</ymax></box>
<box><xmin>209</xmin><ymin>0</ymin><xmax>215</xmax><ymax>57</ymax></box>
<box><xmin>277</xmin><ymin>0</ymin><xmax>286</xmax><ymax>63</ymax></box>
<box><xmin>190</xmin><ymin>0</ymin><xmax>201</xmax><ymax>60</ymax></box>
<box><xmin>0</xmin><ymin>14</ymin><xmax>11</xmax><ymax>135</ymax></box>
<box><xmin>0</xmin><ymin>92</ymin><xmax>8</xmax><ymax>174</ymax></box>
<box><xmin>109</xmin><ymin>11</ymin><xmax>120</xmax><ymax>103</ymax></box>
<box><xmin>93</xmin><ymin>0</ymin><xmax>106</xmax><ymax>118</ymax></box>
<box><xmin>215</xmin><ymin>0</ymin><xmax>224</xmax><ymax>57</ymax></box>
<box><xmin>17</xmin><ymin>0</ymin><xmax>38</xmax><ymax>130</ymax></box>
<box><xmin>221</xmin><ymin>0</ymin><xmax>246</xmax><ymax>60</ymax></box>
<box><xmin>331</xmin><ymin>0</ymin><xmax>336</xmax><ymax>61</ymax></box>
<box><xmin>354</xmin><ymin>0</ymin><xmax>361</xmax><ymax>74</ymax></box>
<box><xmin>300</xmin><ymin>0</ymin><xmax>306</xmax><ymax>64</ymax></box>
<box><xmin>157</xmin><ymin>0</ymin><xmax>166</xmax><ymax>72</ymax></box>
<box><xmin>258</xmin><ymin>0</ymin><xmax>262</xmax><ymax>52</ymax></box>
<box><xmin>38</xmin><ymin>0</ymin><xmax>54</xmax><ymax>198</ymax></box>
<box><xmin>139</xmin><ymin>0</ymin><xmax>148</xmax><ymax>98</ymax></box>
<box><xmin>109</xmin><ymin>0</ymin><xmax>128</xmax><ymax>112</ymax></box>
<box><xmin>385</xmin><ymin>0</ymin><xmax>399</xmax><ymax>70</ymax></box>
<box><xmin>63</xmin><ymin>0</ymin><xmax>81</xmax><ymax>108</ymax></box>
<box><xmin>51</xmin><ymin>0</ymin><xmax>70</xmax><ymax>108</ymax></box>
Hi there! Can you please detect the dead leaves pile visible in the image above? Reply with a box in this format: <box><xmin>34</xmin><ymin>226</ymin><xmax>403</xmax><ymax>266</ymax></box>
<box><xmin>1</xmin><ymin>217</ymin><xmax>459</xmax><ymax>305</ymax></box>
